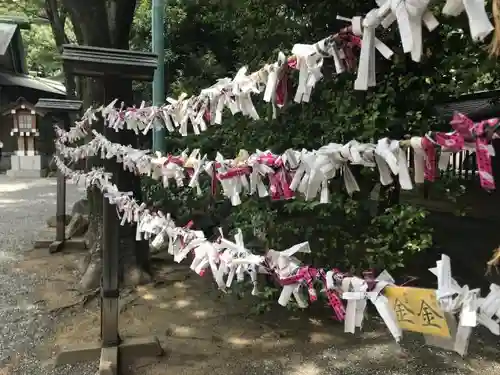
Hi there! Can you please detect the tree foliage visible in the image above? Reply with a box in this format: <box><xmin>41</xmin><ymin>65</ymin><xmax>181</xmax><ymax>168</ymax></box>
<box><xmin>135</xmin><ymin>1</ymin><xmax>499</xmax><ymax>276</ymax></box>
<box><xmin>7</xmin><ymin>0</ymin><xmax>499</xmax><ymax>277</ymax></box>
<box><xmin>0</xmin><ymin>0</ymin><xmax>78</xmax><ymax>77</ymax></box>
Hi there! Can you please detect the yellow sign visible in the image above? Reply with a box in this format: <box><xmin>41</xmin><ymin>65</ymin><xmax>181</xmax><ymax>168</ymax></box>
<box><xmin>384</xmin><ymin>286</ymin><xmax>450</xmax><ymax>338</ymax></box>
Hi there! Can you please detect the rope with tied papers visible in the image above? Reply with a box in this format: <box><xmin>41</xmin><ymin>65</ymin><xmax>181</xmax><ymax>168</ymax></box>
<box><xmin>55</xmin><ymin>111</ymin><xmax>500</xmax><ymax>205</ymax></box>
<box><xmin>50</xmin><ymin>0</ymin><xmax>499</xmax><ymax>354</ymax></box>
<box><xmin>54</xmin><ymin>0</ymin><xmax>492</xmax><ymax>138</ymax></box>
<box><xmin>53</xmin><ymin>154</ymin><xmax>500</xmax><ymax>356</ymax></box>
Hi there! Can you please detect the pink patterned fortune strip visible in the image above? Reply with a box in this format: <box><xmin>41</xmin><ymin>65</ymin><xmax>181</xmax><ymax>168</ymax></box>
<box><xmin>435</xmin><ymin>112</ymin><xmax>499</xmax><ymax>191</ymax></box>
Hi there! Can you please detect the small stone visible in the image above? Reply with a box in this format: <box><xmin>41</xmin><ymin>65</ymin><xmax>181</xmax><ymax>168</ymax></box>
<box><xmin>45</xmin><ymin>214</ymin><xmax>71</xmax><ymax>228</ymax></box>
<box><xmin>66</xmin><ymin>213</ymin><xmax>89</xmax><ymax>238</ymax></box>
<box><xmin>124</xmin><ymin>266</ymin><xmax>152</xmax><ymax>286</ymax></box>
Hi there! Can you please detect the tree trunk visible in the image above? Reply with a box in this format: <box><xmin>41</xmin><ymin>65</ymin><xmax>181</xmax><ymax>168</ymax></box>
<box><xmin>60</xmin><ymin>0</ymin><xmax>152</xmax><ymax>291</ymax></box>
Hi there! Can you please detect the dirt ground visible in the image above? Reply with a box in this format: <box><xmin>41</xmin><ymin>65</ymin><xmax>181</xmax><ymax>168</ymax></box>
<box><xmin>12</xmin><ymin>247</ymin><xmax>500</xmax><ymax>375</ymax></box>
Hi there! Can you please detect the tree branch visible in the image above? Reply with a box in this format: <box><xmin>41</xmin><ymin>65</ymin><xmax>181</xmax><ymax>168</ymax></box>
<box><xmin>61</xmin><ymin>0</ymin><xmax>111</xmax><ymax>46</ymax></box>
<box><xmin>44</xmin><ymin>0</ymin><xmax>69</xmax><ymax>49</ymax></box>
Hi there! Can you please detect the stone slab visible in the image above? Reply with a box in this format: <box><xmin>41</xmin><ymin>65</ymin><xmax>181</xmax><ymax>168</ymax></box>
<box><xmin>10</xmin><ymin>155</ymin><xmax>42</xmax><ymax>171</ymax></box>
<box><xmin>6</xmin><ymin>169</ymin><xmax>44</xmax><ymax>178</ymax></box>
<box><xmin>54</xmin><ymin>337</ymin><xmax>163</xmax><ymax>369</ymax></box>
<box><xmin>34</xmin><ymin>227</ymin><xmax>86</xmax><ymax>251</ymax></box>
<box><xmin>99</xmin><ymin>346</ymin><xmax>118</xmax><ymax>375</ymax></box>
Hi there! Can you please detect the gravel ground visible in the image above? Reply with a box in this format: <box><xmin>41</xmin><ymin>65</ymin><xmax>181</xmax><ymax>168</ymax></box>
<box><xmin>0</xmin><ymin>176</ymin><xmax>96</xmax><ymax>375</ymax></box>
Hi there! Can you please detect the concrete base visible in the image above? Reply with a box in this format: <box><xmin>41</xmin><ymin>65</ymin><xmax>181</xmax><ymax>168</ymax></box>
<box><xmin>48</xmin><ymin>240</ymin><xmax>65</xmax><ymax>254</ymax></box>
<box><xmin>34</xmin><ymin>238</ymin><xmax>86</xmax><ymax>251</ymax></box>
<box><xmin>7</xmin><ymin>155</ymin><xmax>47</xmax><ymax>178</ymax></box>
<box><xmin>34</xmin><ymin>228</ymin><xmax>86</xmax><ymax>252</ymax></box>
<box><xmin>6</xmin><ymin>169</ymin><xmax>45</xmax><ymax>178</ymax></box>
<box><xmin>54</xmin><ymin>336</ymin><xmax>164</xmax><ymax>374</ymax></box>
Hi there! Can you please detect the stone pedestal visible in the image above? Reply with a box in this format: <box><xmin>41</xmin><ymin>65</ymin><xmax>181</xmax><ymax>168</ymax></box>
<box><xmin>7</xmin><ymin>155</ymin><xmax>45</xmax><ymax>177</ymax></box>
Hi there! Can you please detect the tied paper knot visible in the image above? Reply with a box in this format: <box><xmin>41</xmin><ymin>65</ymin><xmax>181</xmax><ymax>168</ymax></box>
<box><xmin>165</xmin><ymin>93</ymin><xmax>192</xmax><ymax>136</ymax></box>
<box><xmin>218</xmin><ymin>229</ymin><xmax>263</xmax><ymax>296</ymax></box>
<box><xmin>325</xmin><ymin>143</ymin><xmax>363</xmax><ymax>196</ymax></box>
<box><xmin>150</xmin><ymin>213</ymin><xmax>175</xmax><ymax>250</ymax></box>
<box><xmin>275</xmin><ymin>265</ymin><xmax>347</xmax><ymax>321</ymax></box>
<box><xmin>57</xmin><ymin>106</ymin><xmax>94</xmax><ymax>143</ymax></box>
<box><xmin>186</xmin><ymin>150</ymin><xmax>208</xmax><ymax>196</ymax></box>
<box><xmin>125</xmin><ymin>101</ymin><xmax>151</xmax><ymax>135</ymax></box>
<box><xmin>343</xmin><ymin>12</ymin><xmax>394</xmax><ymax>91</ymax></box>
<box><xmin>442</xmin><ymin>0</ymin><xmax>493</xmax><ymax>41</ymax></box>
<box><xmin>215</xmin><ymin>152</ymin><xmax>251</xmax><ymax>206</ymax></box>
<box><xmin>312</xmin><ymin>35</ymin><xmax>348</xmax><ymax>75</ymax></box>
<box><xmin>325</xmin><ymin>28</ymin><xmax>360</xmax><ymax>72</ymax></box>
<box><xmin>476</xmin><ymin>284</ymin><xmax>500</xmax><ymax>336</ymax></box>
<box><xmin>375</xmin><ymin>138</ymin><xmax>413</xmax><ymax>190</ymax></box>
<box><xmin>436</xmin><ymin>113</ymin><xmax>498</xmax><ymax>191</ymax></box>
<box><xmin>376</xmin><ymin>0</ymin><xmax>439</xmax><ymax>62</ymax></box>
<box><xmin>116</xmin><ymin>193</ymin><xmax>138</xmax><ymax>226</ymax></box>
<box><xmin>290</xmin><ymin>38</ymin><xmax>330</xmax><ymax>103</ymax></box>
<box><xmin>246</xmin><ymin>151</ymin><xmax>275</xmax><ymax>198</ymax></box>
<box><xmin>184</xmin><ymin>97</ymin><xmax>210</xmax><ymax>135</ymax></box>
<box><xmin>100</xmin><ymin>99</ymin><xmax>127</xmax><ymax>131</ymax></box>
<box><xmin>278</xmin><ymin>266</ymin><xmax>320</xmax><ymax>304</ymax></box>
<box><xmin>301</xmin><ymin>143</ymin><xmax>362</xmax><ymax>202</ymax></box>
<box><xmin>136</xmin><ymin>208</ymin><xmax>154</xmax><ymax>241</ymax></box>
<box><xmin>267</xmin><ymin>156</ymin><xmax>294</xmax><ymax>201</ymax></box>
<box><xmin>430</xmin><ymin>255</ymin><xmax>500</xmax><ymax>356</ymax></box>
<box><xmin>280</xmin><ymin>266</ymin><xmax>347</xmax><ymax>321</ymax></box>
<box><xmin>333</xmin><ymin>27</ymin><xmax>362</xmax><ymax>73</ymax></box>
<box><xmin>172</xmin><ymin>229</ymin><xmax>206</xmax><ymax>264</ymax></box>
<box><xmin>301</xmin><ymin>151</ymin><xmax>332</xmax><ymax>202</ymax></box>
<box><xmin>184</xmin><ymin>149</ymin><xmax>206</xmax><ymax>196</ymax></box>
<box><xmin>142</xmin><ymin>105</ymin><xmax>168</xmax><ymax>135</ymax></box>
<box><xmin>318</xmin><ymin>269</ymin><xmax>347</xmax><ymax>321</ymax></box>
<box><xmin>230</xmin><ymin>67</ymin><xmax>262</xmax><ymax>121</ymax></box>
<box><xmin>346</xmin><ymin>140</ymin><xmax>377</xmax><ymax>168</ymax></box>
<box><xmin>410</xmin><ymin>136</ymin><xmax>438</xmax><ymax>183</ymax></box>
<box><xmin>189</xmin><ymin>241</ymin><xmax>226</xmax><ymax>288</ymax></box>
<box><xmin>267</xmin><ymin>242</ymin><xmax>312</xmax><ymax>308</ymax></box>
<box><xmin>165</xmin><ymin>227</ymin><xmax>184</xmax><ymax>258</ymax></box>
<box><xmin>263</xmin><ymin>52</ymin><xmax>289</xmax><ymax>119</ymax></box>
<box><xmin>289</xmin><ymin>150</ymin><xmax>316</xmax><ymax>196</ymax></box>
<box><xmin>341</xmin><ymin>270</ymin><xmax>402</xmax><ymax>342</ymax></box>
<box><xmin>156</xmin><ymin>152</ymin><xmax>188</xmax><ymax>188</ymax></box>
<box><xmin>122</xmin><ymin>148</ymin><xmax>152</xmax><ymax>176</ymax></box>
<box><xmin>199</xmin><ymin>79</ymin><xmax>232</xmax><ymax>126</ymax></box>
<box><xmin>139</xmin><ymin>211</ymin><xmax>167</xmax><ymax>241</ymax></box>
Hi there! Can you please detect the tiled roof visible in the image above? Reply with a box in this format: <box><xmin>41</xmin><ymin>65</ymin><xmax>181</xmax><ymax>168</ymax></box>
<box><xmin>0</xmin><ymin>23</ymin><xmax>16</xmax><ymax>56</ymax></box>
<box><xmin>61</xmin><ymin>44</ymin><xmax>157</xmax><ymax>81</ymax></box>
<box><xmin>35</xmin><ymin>98</ymin><xmax>82</xmax><ymax>112</ymax></box>
<box><xmin>0</xmin><ymin>71</ymin><xmax>65</xmax><ymax>95</ymax></box>
<box><xmin>0</xmin><ymin>21</ymin><xmax>26</xmax><ymax>74</ymax></box>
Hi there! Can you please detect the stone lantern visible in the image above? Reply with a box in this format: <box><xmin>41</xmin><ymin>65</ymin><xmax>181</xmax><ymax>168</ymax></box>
<box><xmin>3</xmin><ymin>97</ymin><xmax>45</xmax><ymax>177</ymax></box>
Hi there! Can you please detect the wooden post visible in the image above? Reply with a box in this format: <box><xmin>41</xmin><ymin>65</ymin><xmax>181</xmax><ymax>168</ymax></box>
<box><xmin>101</xmin><ymin>193</ymin><xmax>124</xmax><ymax>347</ymax></box>
<box><xmin>52</xmin><ymin>45</ymin><xmax>163</xmax><ymax>375</ymax></box>
<box><xmin>55</xmin><ymin>156</ymin><xmax>66</xmax><ymax>245</ymax></box>
<box><xmin>35</xmin><ymin>99</ymin><xmax>83</xmax><ymax>254</ymax></box>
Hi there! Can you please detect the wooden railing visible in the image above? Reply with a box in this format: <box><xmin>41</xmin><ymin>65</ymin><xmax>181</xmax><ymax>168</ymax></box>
<box><xmin>405</xmin><ymin>148</ymin><xmax>478</xmax><ymax>183</ymax></box>
<box><xmin>402</xmin><ymin>148</ymin><xmax>500</xmax><ymax>219</ymax></box>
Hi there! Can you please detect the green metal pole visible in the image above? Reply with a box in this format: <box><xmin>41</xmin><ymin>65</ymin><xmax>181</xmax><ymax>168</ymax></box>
<box><xmin>152</xmin><ymin>0</ymin><xmax>166</xmax><ymax>152</ymax></box>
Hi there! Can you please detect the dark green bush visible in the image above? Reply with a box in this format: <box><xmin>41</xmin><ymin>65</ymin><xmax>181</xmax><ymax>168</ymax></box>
<box><xmin>135</xmin><ymin>0</ymin><xmax>498</xmax><ymax>282</ymax></box>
